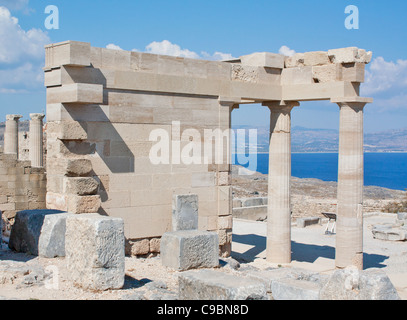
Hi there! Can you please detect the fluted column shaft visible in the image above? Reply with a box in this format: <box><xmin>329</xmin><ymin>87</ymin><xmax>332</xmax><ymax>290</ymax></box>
<box><xmin>336</xmin><ymin>102</ymin><xmax>366</xmax><ymax>270</ymax></box>
<box><xmin>29</xmin><ymin>113</ymin><xmax>45</xmax><ymax>167</ymax></box>
<box><xmin>4</xmin><ymin>114</ymin><xmax>23</xmax><ymax>157</ymax></box>
<box><xmin>263</xmin><ymin>101</ymin><xmax>298</xmax><ymax>264</ymax></box>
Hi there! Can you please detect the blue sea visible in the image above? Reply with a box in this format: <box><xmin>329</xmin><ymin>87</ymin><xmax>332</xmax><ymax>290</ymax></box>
<box><xmin>233</xmin><ymin>153</ymin><xmax>407</xmax><ymax>191</ymax></box>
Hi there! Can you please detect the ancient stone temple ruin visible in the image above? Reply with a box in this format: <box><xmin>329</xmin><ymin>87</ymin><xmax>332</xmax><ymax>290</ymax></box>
<box><xmin>2</xmin><ymin>41</ymin><xmax>373</xmax><ymax>274</ymax></box>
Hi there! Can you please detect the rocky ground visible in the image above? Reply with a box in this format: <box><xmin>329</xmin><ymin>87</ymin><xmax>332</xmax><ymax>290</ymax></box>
<box><xmin>232</xmin><ymin>165</ymin><xmax>406</xmax><ymax>220</ymax></box>
<box><xmin>0</xmin><ymin>243</ymin><xmax>248</xmax><ymax>300</ymax></box>
<box><xmin>0</xmin><ymin>166</ymin><xmax>405</xmax><ymax>300</ymax></box>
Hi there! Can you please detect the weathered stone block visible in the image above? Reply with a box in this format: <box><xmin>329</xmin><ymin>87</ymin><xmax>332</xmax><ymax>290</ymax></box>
<box><xmin>271</xmin><ymin>278</ymin><xmax>322</xmax><ymax>300</ymax></box>
<box><xmin>240</xmin><ymin>52</ymin><xmax>285</xmax><ymax>69</ymax></box>
<box><xmin>125</xmin><ymin>238</ymin><xmax>150</xmax><ymax>256</ymax></box>
<box><xmin>320</xmin><ymin>268</ymin><xmax>400</xmax><ymax>300</ymax></box>
<box><xmin>178</xmin><ymin>269</ymin><xmax>268</xmax><ymax>300</ymax></box>
<box><xmin>297</xmin><ymin>217</ymin><xmax>321</xmax><ymax>228</ymax></box>
<box><xmin>65</xmin><ymin>214</ymin><xmax>125</xmax><ymax>290</ymax></box>
<box><xmin>66</xmin><ymin>194</ymin><xmax>101</xmax><ymax>214</ymax></box>
<box><xmin>372</xmin><ymin>225</ymin><xmax>406</xmax><ymax>241</ymax></box>
<box><xmin>245</xmin><ymin>267</ymin><xmax>323</xmax><ymax>293</ymax></box>
<box><xmin>63</xmin><ymin>177</ymin><xmax>99</xmax><ymax>195</ymax></box>
<box><xmin>232</xmin><ymin>205</ymin><xmax>267</xmax><ymax>221</ymax></box>
<box><xmin>160</xmin><ymin>230</ymin><xmax>219</xmax><ymax>271</ymax></box>
<box><xmin>312</xmin><ymin>64</ymin><xmax>342</xmax><ymax>83</ymax></box>
<box><xmin>285</xmin><ymin>53</ymin><xmax>305</xmax><ymax>68</ymax></box>
<box><xmin>242</xmin><ymin>197</ymin><xmax>267</xmax><ymax>207</ymax></box>
<box><xmin>47</xmin><ymin>83</ymin><xmax>103</xmax><ymax>104</ymax></box>
<box><xmin>328</xmin><ymin>47</ymin><xmax>372</xmax><ymax>64</ymax></box>
<box><xmin>47</xmin><ymin>158</ymin><xmax>93</xmax><ymax>177</ymax></box>
<box><xmin>281</xmin><ymin>66</ymin><xmax>314</xmax><ymax>85</ymax></box>
<box><xmin>341</xmin><ymin>63</ymin><xmax>365</xmax><ymax>83</ymax></box>
<box><xmin>172</xmin><ymin>194</ymin><xmax>199</xmax><ymax>231</ymax></box>
<box><xmin>398</xmin><ymin>212</ymin><xmax>407</xmax><ymax>221</ymax></box>
<box><xmin>303</xmin><ymin>51</ymin><xmax>330</xmax><ymax>66</ymax></box>
<box><xmin>45</xmin><ymin>41</ymin><xmax>91</xmax><ymax>69</ymax></box>
<box><xmin>47</xmin><ymin>121</ymin><xmax>88</xmax><ymax>141</ymax></box>
<box><xmin>9</xmin><ymin>210</ymin><xmax>69</xmax><ymax>257</ymax></box>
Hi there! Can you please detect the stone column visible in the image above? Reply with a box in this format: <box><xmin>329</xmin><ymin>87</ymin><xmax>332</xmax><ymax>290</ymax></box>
<box><xmin>29</xmin><ymin>113</ymin><xmax>45</xmax><ymax>167</ymax></box>
<box><xmin>4</xmin><ymin>114</ymin><xmax>23</xmax><ymax>157</ymax></box>
<box><xmin>334</xmin><ymin>99</ymin><xmax>369</xmax><ymax>270</ymax></box>
<box><xmin>262</xmin><ymin>101</ymin><xmax>299</xmax><ymax>264</ymax></box>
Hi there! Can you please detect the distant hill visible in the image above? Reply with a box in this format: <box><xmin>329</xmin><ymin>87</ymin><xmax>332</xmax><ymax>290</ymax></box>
<box><xmin>232</xmin><ymin>125</ymin><xmax>407</xmax><ymax>153</ymax></box>
<box><xmin>0</xmin><ymin>121</ymin><xmax>406</xmax><ymax>153</ymax></box>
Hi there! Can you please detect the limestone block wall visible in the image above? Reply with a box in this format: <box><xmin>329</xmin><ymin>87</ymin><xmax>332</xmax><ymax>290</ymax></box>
<box><xmin>44</xmin><ymin>41</ymin><xmax>261</xmax><ymax>257</ymax></box>
<box><xmin>0</xmin><ymin>153</ymin><xmax>47</xmax><ymax>234</ymax></box>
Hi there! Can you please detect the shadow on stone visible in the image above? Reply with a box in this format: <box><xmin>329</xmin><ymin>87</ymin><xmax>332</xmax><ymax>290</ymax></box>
<box><xmin>232</xmin><ymin>233</ymin><xmax>389</xmax><ymax>268</ymax></box>
<box><xmin>8</xmin><ymin>210</ymin><xmax>68</xmax><ymax>258</ymax></box>
<box><xmin>122</xmin><ymin>275</ymin><xmax>152</xmax><ymax>289</ymax></box>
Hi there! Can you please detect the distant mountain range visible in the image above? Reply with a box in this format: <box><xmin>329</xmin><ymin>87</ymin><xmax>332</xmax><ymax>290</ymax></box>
<box><xmin>232</xmin><ymin>125</ymin><xmax>407</xmax><ymax>153</ymax></box>
<box><xmin>0</xmin><ymin>121</ymin><xmax>406</xmax><ymax>153</ymax></box>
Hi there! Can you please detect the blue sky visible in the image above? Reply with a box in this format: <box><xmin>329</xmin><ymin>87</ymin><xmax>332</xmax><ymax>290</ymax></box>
<box><xmin>0</xmin><ymin>0</ymin><xmax>406</xmax><ymax>133</ymax></box>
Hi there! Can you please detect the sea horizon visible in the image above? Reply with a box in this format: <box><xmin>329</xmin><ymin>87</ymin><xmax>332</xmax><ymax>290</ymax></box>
<box><xmin>233</xmin><ymin>152</ymin><xmax>407</xmax><ymax>191</ymax></box>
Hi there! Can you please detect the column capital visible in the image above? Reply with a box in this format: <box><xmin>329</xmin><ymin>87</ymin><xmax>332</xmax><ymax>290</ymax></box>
<box><xmin>262</xmin><ymin>100</ymin><xmax>300</xmax><ymax>112</ymax></box>
<box><xmin>6</xmin><ymin>114</ymin><xmax>23</xmax><ymax>121</ymax></box>
<box><xmin>30</xmin><ymin>113</ymin><xmax>45</xmax><ymax>121</ymax></box>
<box><xmin>331</xmin><ymin>97</ymin><xmax>373</xmax><ymax>108</ymax></box>
<box><xmin>218</xmin><ymin>97</ymin><xmax>240</xmax><ymax>110</ymax></box>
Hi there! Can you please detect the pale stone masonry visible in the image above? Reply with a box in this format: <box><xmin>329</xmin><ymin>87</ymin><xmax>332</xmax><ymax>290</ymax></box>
<box><xmin>44</xmin><ymin>41</ymin><xmax>373</xmax><ymax>267</ymax></box>
<box><xmin>29</xmin><ymin>114</ymin><xmax>45</xmax><ymax>168</ymax></box>
<box><xmin>4</xmin><ymin>115</ymin><xmax>22</xmax><ymax>157</ymax></box>
<box><xmin>0</xmin><ymin>153</ymin><xmax>47</xmax><ymax>227</ymax></box>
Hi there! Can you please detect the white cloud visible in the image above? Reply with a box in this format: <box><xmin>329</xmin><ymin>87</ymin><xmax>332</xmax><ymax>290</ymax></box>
<box><xmin>362</xmin><ymin>57</ymin><xmax>407</xmax><ymax>96</ymax></box>
<box><xmin>106</xmin><ymin>43</ymin><xmax>123</xmax><ymax>51</ymax></box>
<box><xmin>201</xmin><ymin>51</ymin><xmax>235</xmax><ymax>61</ymax></box>
<box><xmin>145</xmin><ymin>40</ymin><xmax>201</xmax><ymax>59</ymax></box>
<box><xmin>0</xmin><ymin>62</ymin><xmax>44</xmax><ymax>92</ymax></box>
<box><xmin>0</xmin><ymin>7</ymin><xmax>49</xmax><ymax>92</ymax></box>
<box><xmin>279</xmin><ymin>45</ymin><xmax>296</xmax><ymax>57</ymax></box>
<box><xmin>107</xmin><ymin>40</ymin><xmax>235</xmax><ymax>61</ymax></box>
<box><xmin>0</xmin><ymin>7</ymin><xmax>49</xmax><ymax>64</ymax></box>
<box><xmin>0</xmin><ymin>0</ymin><xmax>29</xmax><ymax>11</ymax></box>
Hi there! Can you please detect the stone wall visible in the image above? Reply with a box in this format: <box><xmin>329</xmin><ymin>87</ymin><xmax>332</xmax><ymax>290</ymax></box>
<box><xmin>43</xmin><ymin>41</ymin><xmax>372</xmax><ymax>258</ymax></box>
<box><xmin>0</xmin><ymin>153</ymin><xmax>47</xmax><ymax>234</ymax></box>
<box><xmin>44</xmin><ymin>41</ymin><xmax>237</xmax><ymax>257</ymax></box>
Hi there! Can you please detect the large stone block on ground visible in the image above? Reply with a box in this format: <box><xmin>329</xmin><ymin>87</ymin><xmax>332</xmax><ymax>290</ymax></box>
<box><xmin>372</xmin><ymin>225</ymin><xmax>406</xmax><ymax>241</ymax></box>
<box><xmin>244</xmin><ymin>267</ymin><xmax>325</xmax><ymax>294</ymax></box>
<box><xmin>178</xmin><ymin>269</ymin><xmax>268</xmax><ymax>300</ymax></box>
<box><xmin>9</xmin><ymin>210</ymin><xmax>70</xmax><ymax>257</ymax></box>
<box><xmin>172</xmin><ymin>194</ymin><xmax>198</xmax><ymax>231</ymax></box>
<box><xmin>65</xmin><ymin>214</ymin><xmax>125</xmax><ymax>290</ymax></box>
<box><xmin>297</xmin><ymin>217</ymin><xmax>321</xmax><ymax>228</ymax></box>
<box><xmin>271</xmin><ymin>278</ymin><xmax>322</xmax><ymax>300</ymax></box>
<box><xmin>397</xmin><ymin>212</ymin><xmax>407</xmax><ymax>221</ymax></box>
<box><xmin>160</xmin><ymin>230</ymin><xmax>219</xmax><ymax>271</ymax></box>
<box><xmin>320</xmin><ymin>268</ymin><xmax>400</xmax><ymax>300</ymax></box>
